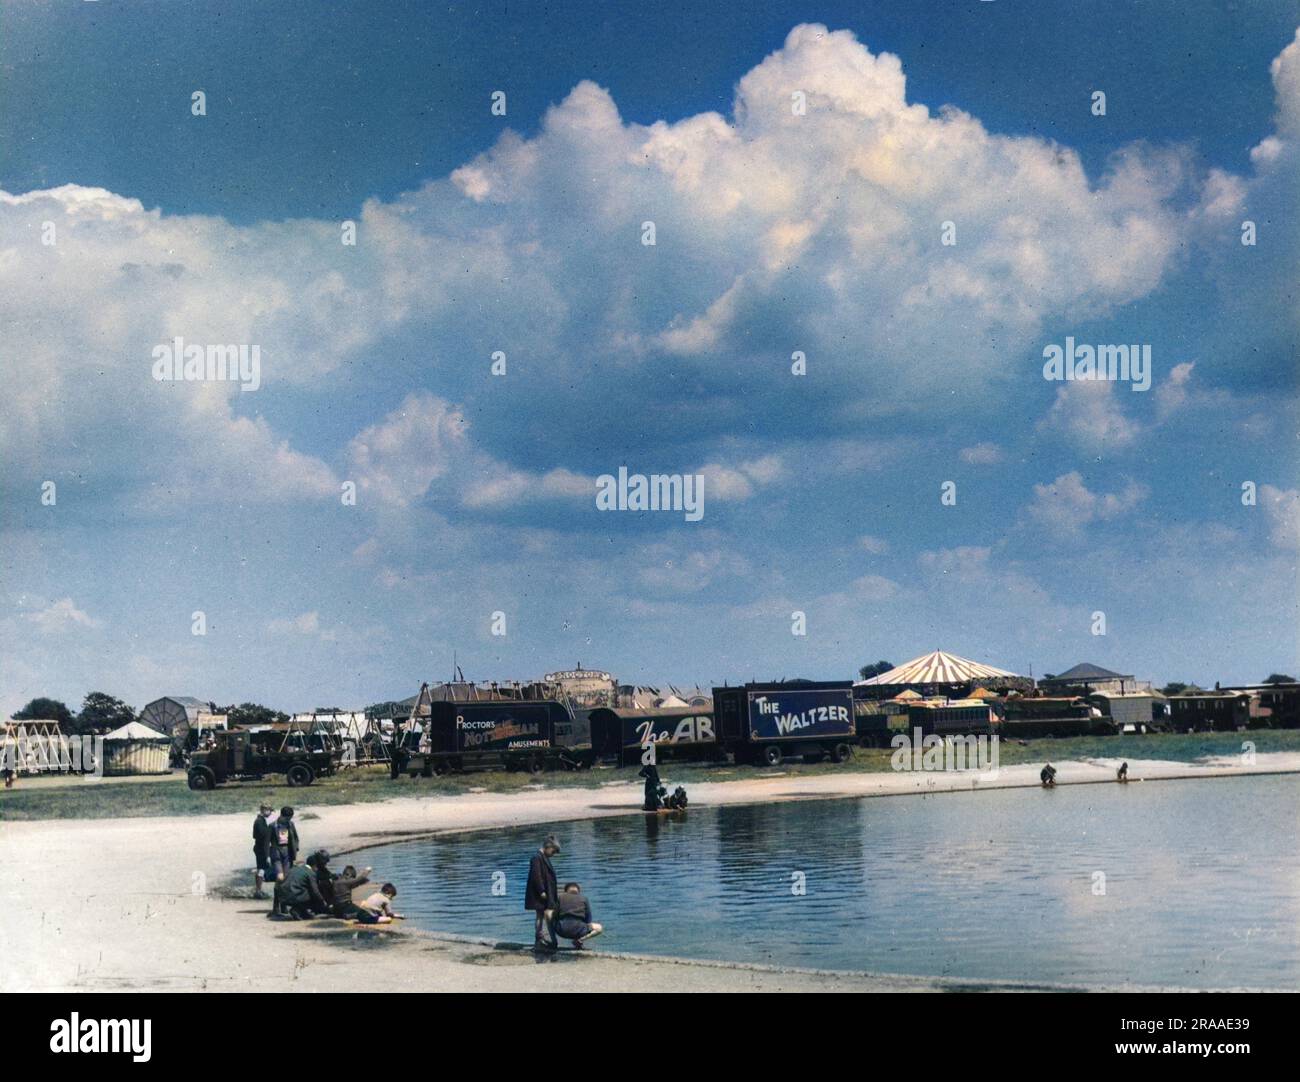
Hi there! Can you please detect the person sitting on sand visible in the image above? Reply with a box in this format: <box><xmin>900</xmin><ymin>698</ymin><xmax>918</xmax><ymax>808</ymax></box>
<box><xmin>327</xmin><ymin>864</ymin><xmax>373</xmax><ymax>919</ymax></box>
<box><xmin>1040</xmin><ymin>763</ymin><xmax>1057</xmax><ymax>788</ymax></box>
<box><xmin>268</xmin><ymin>806</ymin><xmax>299</xmax><ymax>883</ymax></box>
<box><xmin>1117</xmin><ymin>761</ymin><xmax>1129</xmax><ymax>783</ymax></box>
<box><xmin>356</xmin><ymin>883</ymin><xmax>402</xmax><ymax>924</ymax></box>
<box><xmin>276</xmin><ymin>860</ymin><xmax>330</xmax><ymax>920</ymax></box>
<box><xmin>552</xmin><ymin>882</ymin><xmax>603</xmax><ymax>949</ymax></box>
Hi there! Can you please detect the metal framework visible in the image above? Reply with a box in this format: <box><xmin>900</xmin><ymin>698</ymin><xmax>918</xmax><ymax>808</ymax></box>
<box><xmin>1</xmin><ymin>720</ymin><xmax>74</xmax><ymax>774</ymax></box>
<box><xmin>284</xmin><ymin>711</ymin><xmax>392</xmax><ymax>765</ymax></box>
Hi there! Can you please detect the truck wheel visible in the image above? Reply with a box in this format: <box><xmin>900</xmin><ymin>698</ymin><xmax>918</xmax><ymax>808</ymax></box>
<box><xmin>286</xmin><ymin>763</ymin><xmax>315</xmax><ymax>787</ymax></box>
<box><xmin>527</xmin><ymin>755</ymin><xmax>545</xmax><ymax>774</ymax></box>
<box><xmin>187</xmin><ymin>768</ymin><xmax>215</xmax><ymax>791</ymax></box>
<box><xmin>761</xmin><ymin>745</ymin><xmax>783</xmax><ymax>767</ymax></box>
<box><xmin>832</xmin><ymin>742</ymin><xmax>854</xmax><ymax>764</ymax></box>
<box><xmin>432</xmin><ymin>760</ymin><xmax>449</xmax><ymax>777</ymax></box>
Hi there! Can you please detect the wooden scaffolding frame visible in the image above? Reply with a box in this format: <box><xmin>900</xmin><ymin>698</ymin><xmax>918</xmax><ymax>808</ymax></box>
<box><xmin>1</xmin><ymin>720</ymin><xmax>74</xmax><ymax>774</ymax></box>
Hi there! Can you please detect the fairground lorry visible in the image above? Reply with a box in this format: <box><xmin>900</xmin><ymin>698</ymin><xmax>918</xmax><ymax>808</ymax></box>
<box><xmin>710</xmin><ymin>680</ymin><xmax>856</xmax><ymax>766</ymax></box>
<box><xmin>391</xmin><ymin>683</ymin><xmax>594</xmax><ymax>776</ymax></box>
<box><xmin>187</xmin><ymin>728</ymin><xmax>339</xmax><ymax>789</ymax></box>
<box><xmin>588</xmin><ymin>706</ymin><xmax>722</xmax><ymax>766</ymax></box>
<box><xmin>392</xmin><ymin>679</ymin><xmax>857</xmax><ymax>776</ymax></box>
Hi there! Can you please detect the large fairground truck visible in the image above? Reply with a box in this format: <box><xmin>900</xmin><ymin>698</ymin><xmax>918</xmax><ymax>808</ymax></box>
<box><xmin>710</xmin><ymin>681</ymin><xmax>856</xmax><ymax>766</ymax></box>
<box><xmin>391</xmin><ymin>696</ymin><xmax>594</xmax><ymax>776</ymax></box>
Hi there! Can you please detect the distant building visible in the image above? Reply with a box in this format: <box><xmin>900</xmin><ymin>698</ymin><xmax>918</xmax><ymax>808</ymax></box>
<box><xmin>1221</xmin><ymin>683</ymin><xmax>1300</xmax><ymax>728</ymax></box>
<box><xmin>1167</xmin><ymin>691</ymin><xmax>1251</xmax><ymax>732</ymax></box>
<box><xmin>1088</xmin><ymin>691</ymin><xmax>1159</xmax><ymax>732</ymax></box>
<box><xmin>544</xmin><ymin>668</ymin><xmax>618</xmax><ymax>709</ymax></box>
<box><xmin>1040</xmin><ymin>663</ymin><xmax>1151</xmax><ymax>696</ymax></box>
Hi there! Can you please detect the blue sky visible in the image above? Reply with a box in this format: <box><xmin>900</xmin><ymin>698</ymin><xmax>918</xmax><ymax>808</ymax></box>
<box><xmin>1</xmin><ymin>1</ymin><xmax>1297</xmax><ymax>715</ymax></box>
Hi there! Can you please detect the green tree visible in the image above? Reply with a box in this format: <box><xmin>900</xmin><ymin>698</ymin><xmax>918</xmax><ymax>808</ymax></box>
<box><xmin>1263</xmin><ymin>673</ymin><xmax>1297</xmax><ymax>684</ymax></box>
<box><xmin>217</xmin><ymin>702</ymin><xmax>289</xmax><ymax>728</ymax></box>
<box><xmin>1160</xmin><ymin>682</ymin><xmax>1190</xmax><ymax>696</ymax></box>
<box><xmin>12</xmin><ymin>697</ymin><xmax>75</xmax><ymax>726</ymax></box>
<box><xmin>858</xmin><ymin>660</ymin><xmax>894</xmax><ymax>681</ymax></box>
<box><xmin>77</xmin><ymin>692</ymin><xmax>136</xmax><ymax>733</ymax></box>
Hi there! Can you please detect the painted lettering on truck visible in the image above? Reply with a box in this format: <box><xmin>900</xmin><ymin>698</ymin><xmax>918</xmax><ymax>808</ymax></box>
<box><xmin>748</xmin><ymin>692</ymin><xmax>854</xmax><ymax>739</ymax></box>
<box><xmin>634</xmin><ymin>716</ymin><xmax>715</xmax><ymax>746</ymax></box>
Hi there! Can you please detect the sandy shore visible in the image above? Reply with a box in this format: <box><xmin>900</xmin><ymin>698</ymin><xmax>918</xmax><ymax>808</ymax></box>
<box><xmin>3</xmin><ymin>753</ymin><xmax>1296</xmax><ymax>993</ymax></box>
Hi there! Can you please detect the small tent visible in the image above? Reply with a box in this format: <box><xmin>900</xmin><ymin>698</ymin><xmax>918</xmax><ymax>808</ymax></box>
<box><xmin>101</xmin><ymin>720</ymin><xmax>172</xmax><ymax>776</ymax></box>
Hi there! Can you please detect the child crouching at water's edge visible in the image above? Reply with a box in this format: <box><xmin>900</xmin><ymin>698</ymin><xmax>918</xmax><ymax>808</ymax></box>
<box><xmin>553</xmin><ymin>882</ymin><xmax>604</xmax><ymax>948</ymax></box>
<box><xmin>356</xmin><ymin>883</ymin><xmax>402</xmax><ymax>924</ymax></box>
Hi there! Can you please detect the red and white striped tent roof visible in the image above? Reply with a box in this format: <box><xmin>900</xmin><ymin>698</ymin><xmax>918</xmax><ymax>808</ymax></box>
<box><xmin>856</xmin><ymin>650</ymin><xmax>1020</xmax><ymax>686</ymax></box>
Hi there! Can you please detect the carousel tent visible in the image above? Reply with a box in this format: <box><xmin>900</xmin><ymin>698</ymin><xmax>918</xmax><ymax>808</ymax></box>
<box><xmin>855</xmin><ymin>650</ymin><xmax>1030</xmax><ymax>698</ymax></box>
<box><xmin>857</xmin><ymin>651</ymin><xmax>1019</xmax><ymax>686</ymax></box>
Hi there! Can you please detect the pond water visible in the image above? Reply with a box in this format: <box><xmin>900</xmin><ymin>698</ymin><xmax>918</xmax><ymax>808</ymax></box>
<box><xmin>358</xmin><ymin>774</ymin><xmax>1300</xmax><ymax>988</ymax></box>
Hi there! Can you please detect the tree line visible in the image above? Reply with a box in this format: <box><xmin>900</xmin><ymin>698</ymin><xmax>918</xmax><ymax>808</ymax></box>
<box><xmin>8</xmin><ymin>695</ymin><xmax>406</xmax><ymax>736</ymax></box>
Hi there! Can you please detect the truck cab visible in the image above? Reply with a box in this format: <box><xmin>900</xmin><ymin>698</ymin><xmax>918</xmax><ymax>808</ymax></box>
<box><xmin>187</xmin><ymin>729</ymin><xmax>338</xmax><ymax>790</ymax></box>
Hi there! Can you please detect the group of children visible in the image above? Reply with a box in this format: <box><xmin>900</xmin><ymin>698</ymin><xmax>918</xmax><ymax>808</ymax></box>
<box><xmin>252</xmin><ymin>802</ymin><xmax>402</xmax><ymax>924</ymax></box>
<box><xmin>526</xmin><ymin>834</ymin><xmax>604</xmax><ymax>951</ymax></box>
<box><xmin>253</xmin><ymin>808</ymin><xmax>607</xmax><ymax>951</ymax></box>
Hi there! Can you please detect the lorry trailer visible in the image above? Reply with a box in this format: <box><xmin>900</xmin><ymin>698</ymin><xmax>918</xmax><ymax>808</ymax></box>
<box><xmin>588</xmin><ymin>707</ymin><xmax>722</xmax><ymax>766</ymax></box>
<box><xmin>711</xmin><ymin>681</ymin><xmax>856</xmax><ymax>766</ymax></box>
<box><xmin>392</xmin><ymin>697</ymin><xmax>593</xmax><ymax>776</ymax></box>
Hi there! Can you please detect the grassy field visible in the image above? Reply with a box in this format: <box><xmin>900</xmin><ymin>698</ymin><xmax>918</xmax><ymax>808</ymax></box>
<box><xmin>2</xmin><ymin>729</ymin><xmax>1297</xmax><ymax>821</ymax></box>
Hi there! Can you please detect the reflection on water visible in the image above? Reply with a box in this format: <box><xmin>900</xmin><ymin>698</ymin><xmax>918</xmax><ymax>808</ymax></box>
<box><xmin>360</xmin><ymin>774</ymin><xmax>1300</xmax><ymax>987</ymax></box>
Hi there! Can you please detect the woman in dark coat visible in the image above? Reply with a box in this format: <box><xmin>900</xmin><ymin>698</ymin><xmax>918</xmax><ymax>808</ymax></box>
<box><xmin>639</xmin><ymin>762</ymin><xmax>662</xmax><ymax>811</ymax></box>
<box><xmin>524</xmin><ymin>835</ymin><xmax>561</xmax><ymax>950</ymax></box>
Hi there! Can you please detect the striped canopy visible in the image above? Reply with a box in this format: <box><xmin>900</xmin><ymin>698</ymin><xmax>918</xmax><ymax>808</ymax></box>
<box><xmin>857</xmin><ymin>650</ymin><xmax>1019</xmax><ymax>686</ymax></box>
